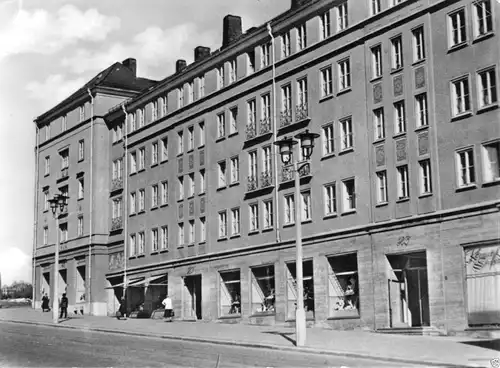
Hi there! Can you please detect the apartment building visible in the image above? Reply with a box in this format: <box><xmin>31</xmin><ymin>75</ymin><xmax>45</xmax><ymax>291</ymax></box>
<box><xmin>35</xmin><ymin>0</ymin><xmax>499</xmax><ymax>335</ymax></box>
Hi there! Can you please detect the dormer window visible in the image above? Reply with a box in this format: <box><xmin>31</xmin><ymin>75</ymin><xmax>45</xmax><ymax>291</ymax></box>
<box><xmin>261</xmin><ymin>42</ymin><xmax>271</xmax><ymax>68</ymax></box>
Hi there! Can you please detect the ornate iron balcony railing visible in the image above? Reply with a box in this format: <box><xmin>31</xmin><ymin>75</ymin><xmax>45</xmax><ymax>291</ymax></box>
<box><xmin>247</xmin><ymin>175</ymin><xmax>258</xmax><ymax>192</ymax></box>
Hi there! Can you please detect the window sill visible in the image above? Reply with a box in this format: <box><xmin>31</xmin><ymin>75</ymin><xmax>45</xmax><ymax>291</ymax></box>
<box><xmin>341</xmin><ymin>210</ymin><xmax>356</xmax><ymax>216</ymax></box>
<box><xmin>418</xmin><ymin>192</ymin><xmax>433</xmax><ymax>199</ymax></box>
<box><xmin>230</xmin><ymin>234</ymin><xmax>241</xmax><ymax>239</ymax></box>
<box><xmin>283</xmin><ymin>223</ymin><xmax>295</xmax><ymax>228</ymax></box>
<box><xmin>129</xmin><ymin>213</ymin><xmax>136</xmax><ymax>217</ymax></box>
<box><xmin>473</xmin><ymin>32</ymin><xmax>494</xmax><ymax>44</ymax></box>
<box><xmin>129</xmin><ymin>172</ymin><xmax>137</xmax><ymax>177</ymax></box>
<box><xmin>319</xmin><ymin>94</ymin><xmax>334</xmax><ymax>103</ymax></box>
<box><xmin>370</xmin><ymin>76</ymin><xmax>382</xmax><ymax>83</ymax></box>
<box><xmin>477</xmin><ymin>104</ymin><xmax>498</xmax><ymax>115</ymax></box>
<box><xmin>77</xmin><ymin>197</ymin><xmax>84</xmax><ymax>201</ymax></box>
<box><xmin>447</xmin><ymin>42</ymin><xmax>468</xmax><ymax>54</ymax></box>
<box><xmin>250</xmin><ymin>312</ymin><xmax>276</xmax><ymax>318</ymax></box>
<box><xmin>248</xmin><ymin>230</ymin><xmax>260</xmax><ymax>235</ymax></box>
<box><xmin>396</xmin><ymin>197</ymin><xmax>410</xmax><ymax>203</ymax></box>
<box><xmin>301</xmin><ymin>219</ymin><xmax>312</xmax><ymax>225</ymax></box>
<box><xmin>392</xmin><ymin>132</ymin><xmax>406</xmax><ymax>139</ymax></box>
<box><xmin>390</xmin><ymin>67</ymin><xmax>404</xmax><ymax>75</ymax></box>
<box><xmin>187</xmin><ymin>242</ymin><xmax>195</xmax><ymax>247</ymax></box>
<box><xmin>137</xmin><ymin>254</ymin><xmax>145</xmax><ymax>259</ymax></box>
<box><xmin>229</xmin><ymin>182</ymin><xmax>240</xmax><ymax>188</ymax></box>
<box><xmin>414</xmin><ymin>125</ymin><xmax>429</xmax><ymax>132</ymax></box>
<box><xmin>327</xmin><ymin>314</ymin><xmax>360</xmax><ymax>321</ymax></box>
<box><xmin>321</xmin><ymin>153</ymin><xmax>335</xmax><ymax>161</ymax></box>
<box><xmin>160</xmin><ymin>203</ymin><xmax>168</xmax><ymax>208</ymax></box>
<box><xmin>137</xmin><ymin>210</ymin><xmax>145</xmax><ymax>215</ymax></box>
<box><xmin>412</xmin><ymin>59</ymin><xmax>426</xmax><ymax>67</ymax></box>
<box><xmin>187</xmin><ymin>195</ymin><xmax>194</xmax><ymax>200</ymax></box>
<box><xmin>187</xmin><ymin>148</ymin><xmax>194</xmax><ymax>154</ymax></box>
<box><xmin>177</xmin><ymin>153</ymin><xmax>183</xmax><ymax>158</ymax></box>
<box><xmin>216</xmin><ymin>136</ymin><xmax>226</xmax><ymax>143</ymax></box>
<box><xmin>218</xmin><ymin>315</ymin><xmax>242</xmax><ymax>320</ymax></box>
<box><xmin>128</xmin><ymin>256</ymin><xmax>137</xmax><ymax>260</ymax></box>
<box><xmin>159</xmin><ymin>249</ymin><xmax>169</xmax><ymax>254</ymax></box>
<box><xmin>337</xmin><ymin>87</ymin><xmax>352</xmax><ymax>97</ymax></box>
<box><xmin>78</xmin><ymin>159</ymin><xmax>84</xmax><ymax>163</ymax></box>
<box><xmin>262</xmin><ymin>227</ymin><xmax>274</xmax><ymax>233</ymax></box>
<box><xmin>375</xmin><ymin>202</ymin><xmax>389</xmax><ymax>208</ymax></box>
<box><xmin>151</xmin><ymin>206</ymin><xmax>158</xmax><ymax>211</ymax></box>
<box><xmin>151</xmin><ymin>163</ymin><xmax>158</xmax><ymax>168</ymax></box>
<box><xmin>456</xmin><ymin>184</ymin><xmax>477</xmax><ymax>192</ymax></box>
<box><xmin>198</xmin><ymin>144</ymin><xmax>205</xmax><ymax>150</ymax></box>
<box><xmin>138</xmin><ymin>169</ymin><xmax>146</xmax><ymax>173</ymax></box>
<box><xmin>228</xmin><ymin>131</ymin><xmax>238</xmax><ymax>138</ymax></box>
<box><xmin>482</xmin><ymin>179</ymin><xmax>500</xmax><ymax>188</ymax></box>
<box><xmin>372</xmin><ymin>138</ymin><xmax>385</xmax><ymax>145</ymax></box>
<box><xmin>451</xmin><ymin>112</ymin><xmax>473</xmax><ymax>122</ymax></box>
<box><xmin>323</xmin><ymin>213</ymin><xmax>337</xmax><ymax>220</ymax></box>
<box><xmin>177</xmin><ymin>245</ymin><xmax>184</xmax><ymax>249</ymax></box>
<box><xmin>338</xmin><ymin>147</ymin><xmax>354</xmax><ymax>155</ymax></box>
<box><xmin>217</xmin><ymin>237</ymin><xmax>228</xmax><ymax>242</ymax></box>
<box><xmin>216</xmin><ymin>186</ymin><xmax>227</xmax><ymax>191</ymax></box>
<box><xmin>199</xmin><ymin>192</ymin><xmax>206</xmax><ymax>196</ymax></box>
<box><xmin>199</xmin><ymin>241</ymin><xmax>206</xmax><ymax>245</ymax></box>
<box><xmin>177</xmin><ymin>198</ymin><xmax>184</xmax><ymax>203</ymax></box>
<box><xmin>44</xmin><ymin>173</ymin><xmax>49</xmax><ymax>177</ymax></box>
<box><xmin>150</xmin><ymin>251</ymin><xmax>159</xmax><ymax>256</ymax></box>
<box><xmin>160</xmin><ymin>159</ymin><xmax>168</xmax><ymax>164</ymax></box>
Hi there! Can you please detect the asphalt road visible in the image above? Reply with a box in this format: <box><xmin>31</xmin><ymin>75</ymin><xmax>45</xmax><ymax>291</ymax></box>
<box><xmin>0</xmin><ymin>321</ymin><xmax>426</xmax><ymax>368</ymax></box>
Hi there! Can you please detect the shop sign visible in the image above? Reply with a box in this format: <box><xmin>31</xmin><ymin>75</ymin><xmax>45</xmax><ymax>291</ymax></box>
<box><xmin>465</xmin><ymin>245</ymin><xmax>500</xmax><ymax>274</ymax></box>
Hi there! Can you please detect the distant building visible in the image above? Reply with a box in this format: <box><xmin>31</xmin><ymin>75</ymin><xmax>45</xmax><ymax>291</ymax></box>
<box><xmin>34</xmin><ymin>0</ymin><xmax>500</xmax><ymax>336</ymax></box>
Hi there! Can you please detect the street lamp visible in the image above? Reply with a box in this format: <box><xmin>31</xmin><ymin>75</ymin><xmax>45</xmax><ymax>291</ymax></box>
<box><xmin>274</xmin><ymin>129</ymin><xmax>319</xmax><ymax>347</ymax></box>
<box><xmin>47</xmin><ymin>193</ymin><xmax>69</xmax><ymax>324</ymax></box>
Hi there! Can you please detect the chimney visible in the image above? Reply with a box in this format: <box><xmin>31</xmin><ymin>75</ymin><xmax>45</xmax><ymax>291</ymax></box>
<box><xmin>291</xmin><ymin>0</ymin><xmax>311</xmax><ymax>9</ymax></box>
<box><xmin>122</xmin><ymin>58</ymin><xmax>137</xmax><ymax>76</ymax></box>
<box><xmin>222</xmin><ymin>15</ymin><xmax>242</xmax><ymax>48</ymax></box>
<box><xmin>176</xmin><ymin>59</ymin><xmax>187</xmax><ymax>73</ymax></box>
<box><xmin>194</xmin><ymin>46</ymin><xmax>211</xmax><ymax>62</ymax></box>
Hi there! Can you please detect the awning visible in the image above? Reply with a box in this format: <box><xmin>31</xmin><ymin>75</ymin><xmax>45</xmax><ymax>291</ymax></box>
<box><xmin>105</xmin><ymin>277</ymin><xmax>143</xmax><ymax>289</ymax></box>
<box><xmin>148</xmin><ymin>274</ymin><xmax>168</xmax><ymax>286</ymax></box>
<box><xmin>128</xmin><ymin>278</ymin><xmax>147</xmax><ymax>287</ymax></box>
<box><xmin>105</xmin><ymin>281</ymin><xmax>125</xmax><ymax>289</ymax></box>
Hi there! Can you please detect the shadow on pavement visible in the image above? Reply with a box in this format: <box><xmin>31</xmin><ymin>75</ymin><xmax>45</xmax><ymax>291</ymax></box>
<box><xmin>262</xmin><ymin>331</ymin><xmax>296</xmax><ymax>345</ymax></box>
<box><xmin>460</xmin><ymin>338</ymin><xmax>500</xmax><ymax>352</ymax></box>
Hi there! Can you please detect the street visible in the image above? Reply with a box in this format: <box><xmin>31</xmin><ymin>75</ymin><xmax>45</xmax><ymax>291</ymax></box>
<box><xmin>0</xmin><ymin>321</ymin><xmax>425</xmax><ymax>368</ymax></box>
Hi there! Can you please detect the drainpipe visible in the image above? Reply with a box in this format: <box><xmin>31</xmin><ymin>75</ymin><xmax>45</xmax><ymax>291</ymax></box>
<box><xmin>87</xmin><ymin>88</ymin><xmax>94</xmax><ymax>315</ymax></box>
<box><xmin>267</xmin><ymin>22</ymin><xmax>281</xmax><ymax>243</ymax></box>
<box><xmin>121</xmin><ymin>104</ymin><xmax>128</xmax><ymax>302</ymax></box>
<box><xmin>32</xmin><ymin>126</ymin><xmax>40</xmax><ymax>308</ymax></box>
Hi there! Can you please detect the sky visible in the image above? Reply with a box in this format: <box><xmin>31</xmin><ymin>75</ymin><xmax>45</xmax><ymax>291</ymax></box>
<box><xmin>0</xmin><ymin>0</ymin><xmax>289</xmax><ymax>286</ymax></box>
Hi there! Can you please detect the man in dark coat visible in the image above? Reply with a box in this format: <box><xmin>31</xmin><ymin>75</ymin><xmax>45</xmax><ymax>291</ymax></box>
<box><xmin>59</xmin><ymin>293</ymin><xmax>68</xmax><ymax>319</ymax></box>
<box><xmin>117</xmin><ymin>297</ymin><xmax>127</xmax><ymax>320</ymax></box>
<box><xmin>41</xmin><ymin>294</ymin><xmax>50</xmax><ymax>312</ymax></box>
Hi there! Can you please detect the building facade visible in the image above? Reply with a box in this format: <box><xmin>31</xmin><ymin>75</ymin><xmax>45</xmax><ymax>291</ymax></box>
<box><xmin>34</xmin><ymin>0</ymin><xmax>499</xmax><ymax>335</ymax></box>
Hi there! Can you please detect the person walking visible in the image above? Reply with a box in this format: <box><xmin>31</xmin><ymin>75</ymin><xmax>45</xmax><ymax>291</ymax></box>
<box><xmin>41</xmin><ymin>294</ymin><xmax>50</xmax><ymax>312</ymax></box>
<box><xmin>162</xmin><ymin>294</ymin><xmax>173</xmax><ymax>322</ymax></box>
<box><xmin>117</xmin><ymin>297</ymin><xmax>127</xmax><ymax>320</ymax></box>
<box><xmin>59</xmin><ymin>293</ymin><xmax>68</xmax><ymax>319</ymax></box>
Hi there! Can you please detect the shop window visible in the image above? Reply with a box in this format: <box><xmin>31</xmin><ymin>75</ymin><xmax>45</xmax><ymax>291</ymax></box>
<box><xmin>251</xmin><ymin>265</ymin><xmax>276</xmax><ymax>315</ymax></box>
<box><xmin>76</xmin><ymin>265</ymin><xmax>86</xmax><ymax>303</ymax></box>
<box><xmin>219</xmin><ymin>270</ymin><xmax>241</xmax><ymax>317</ymax></box>
<box><xmin>465</xmin><ymin>243</ymin><xmax>500</xmax><ymax>326</ymax></box>
<box><xmin>285</xmin><ymin>260</ymin><xmax>314</xmax><ymax>320</ymax></box>
<box><xmin>327</xmin><ymin>253</ymin><xmax>360</xmax><ymax>318</ymax></box>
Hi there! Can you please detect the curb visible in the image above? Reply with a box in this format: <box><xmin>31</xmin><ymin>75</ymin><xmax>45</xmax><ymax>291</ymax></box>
<box><xmin>0</xmin><ymin>319</ymin><xmax>479</xmax><ymax>368</ymax></box>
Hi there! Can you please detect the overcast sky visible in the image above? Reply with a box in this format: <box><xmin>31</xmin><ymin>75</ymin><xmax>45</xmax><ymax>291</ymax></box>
<box><xmin>0</xmin><ymin>0</ymin><xmax>289</xmax><ymax>286</ymax></box>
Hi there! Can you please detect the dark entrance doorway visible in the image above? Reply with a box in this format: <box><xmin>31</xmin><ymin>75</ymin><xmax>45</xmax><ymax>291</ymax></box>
<box><xmin>183</xmin><ymin>275</ymin><xmax>202</xmax><ymax>320</ymax></box>
<box><xmin>387</xmin><ymin>251</ymin><xmax>430</xmax><ymax>327</ymax></box>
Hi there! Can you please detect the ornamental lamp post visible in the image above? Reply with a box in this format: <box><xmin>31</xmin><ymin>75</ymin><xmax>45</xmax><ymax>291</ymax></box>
<box><xmin>274</xmin><ymin>129</ymin><xmax>319</xmax><ymax>347</ymax></box>
<box><xmin>48</xmin><ymin>193</ymin><xmax>69</xmax><ymax>324</ymax></box>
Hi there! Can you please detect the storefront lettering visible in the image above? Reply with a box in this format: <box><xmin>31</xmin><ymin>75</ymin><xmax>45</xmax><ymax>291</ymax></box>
<box><xmin>465</xmin><ymin>246</ymin><xmax>500</xmax><ymax>273</ymax></box>
<box><xmin>397</xmin><ymin>235</ymin><xmax>411</xmax><ymax>247</ymax></box>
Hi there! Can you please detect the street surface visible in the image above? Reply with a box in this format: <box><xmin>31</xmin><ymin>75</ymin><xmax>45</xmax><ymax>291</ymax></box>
<box><xmin>0</xmin><ymin>321</ymin><xmax>426</xmax><ymax>368</ymax></box>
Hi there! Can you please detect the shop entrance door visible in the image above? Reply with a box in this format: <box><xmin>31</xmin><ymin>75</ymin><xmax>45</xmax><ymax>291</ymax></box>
<box><xmin>183</xmin><ymin>275</ymin><xmax>202</xmax><ymax>320</ymax></box>
<box><xmin>387</xmin><ymin>251</ymin><xmax>430</xmax><ymax>327</ymax></box>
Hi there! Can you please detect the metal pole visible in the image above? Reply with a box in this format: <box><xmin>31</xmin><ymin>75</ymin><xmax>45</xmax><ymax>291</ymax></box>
<box><xmin>294</xmin><ymin>156</ymin><xmax>306</xmax><ymax>346</ymax></box>
<box><xmin>52</xmin><ymin>215</ymin><xmax>60</xmax><ymax>324</ymax></box>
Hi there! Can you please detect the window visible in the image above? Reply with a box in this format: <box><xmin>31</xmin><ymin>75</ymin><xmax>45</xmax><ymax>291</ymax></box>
<box><xmin>129</xmin><ymin>234</ymin><xmax>137</xmax><ymax>256</ymax></box>
<box><xmin>79</xmin><ymin>106</ymin><xmax>85</xmax><ymax>122</ymax></box>
<box><xmin>397</xmin><ymin>165</ymin><xmax>410</xmax><ymax>199</ymax></box>
<box><xmin>247</xmin><ymin>50</ymin><xmax>256</xmax><ymax>74</ymax></box>
<box><xmin>247</xmin><ymin>99</ymin><xmax>257</xmax><ymax>127</ymax></box>
<box><xmin>151</xmin><ymin>184</ymin><xmax>158</xmax><ymax>207</ymax></box>
<box><xmin>152</xmin><ymin>100</ymin><xmax>159</xmax><ymax>121</ymax></box>
<box><xmin>229</xmin><ymin>59</ymin><xmax>237</xmax><ymax>84</ymax></box>
<box><xmin>138</xmin><ymin>108</ymin><xmax>145</xmax><ymax>128</ymax></box>
<box><xmin>251</xmin><ymin>266</ymin><xmax>276</xmax><ymax>314</ymax></box>
<box><xmin>284</xmin><ymin>194</ymin><xmax>295</xmax><ymax>225</ymax></box>
<box><xmin>261</xmin><ymin>94</ymin><xmax>271</xmax><ymax>122</ymax></box>
<box><xmin>376</xmin><ymin>171</ymin><xmax>388</xmax><ymax>203</ymax></box>
<box><xmin>231</xmin><ymin>208</ymin><xmax>240</xmax><ymax>236</ymax></box>
<box><xmin>219</xmin><ymin>270</ymin><xmax>241</xmax><ymax>316</ymax></box>
<box><xmin>112</xmin><ymin>198</ymin><xmax>122</xmax><ymax>219</ymax></box>
<box><xmin>45</xmin><ymin>124</ymin><xmax>51</xmax><ymax>140</ymax></box>
<box><xmin>152</xmin><ymin>228</ymin><xmax>159</xmax><ymax>252</ymax></box>
<box><xmin>151</xmin><ymin>142</ymin><xmax>158</xmax><ymax>165</ymax></box>
<box><xmin>178</xmin><ymin>177</ymin><xmax>184</xmax><ymax>200</ymax></box>
<box><xmin>137</xmin><ymin>232</ymin><xmax>145</xmax><ymax>254</ymax></box>
<box><xmin>371</xmin><ymin>0</ymin><xmax>381</xmax><ymax>15</ymax></box>
<box><xmin>60</xmin><ymin>185</ymin><xmax>68</xmax><ymax>200</ymax></box>
<box><xmin>187</xmin><ymin>126</ymin><xmax>194</xmax><ymax>151</ymax></box>
<box><xmin>78</xmin><ymin>177</ymin><xmax>84</xmax><ymax>199</ymax></box>
<box><xmin>263</xmin><ymin>200</ymin><xmax>274</xmax><ymax>229</ymax></box>
<box><xmin>43</xmin><ymin>189</ymin><xmax>49</xmax><ymax>211</ymax></box>
<box><xmin>198</xmin><ymin>75</ymin><xmax>205</xmax><ymax>98</ymax></box>
<box><xmin>415</xmin><ymin>93</ymin><xmax>428</xmax><ymax>127</ymax></box>
<box><xmin>286</xmin><ymin>260</ymin><xmax>315</xmax><ymax>319</ymax></box>
<box><xmin>178</xmin><ymin>223</ymin><xmax>185</xmax><ymax>246</ymax></box>
<box><xmin>482</xmin><ymin>141</ymin><xmax>500</xmax><ymax>182</ymax></box>
<box><xmin>78</xmin><ymin>140</ymin><xmax>84</xmax><ymax>161</ymax></box>
<box><xmin>217</xmin><ymin>112</ymin><xmax>225</xmax><ymax>139</ymax></box>
<box><xmin>43</xmin><ymin>226</ymin><xmax>48</xmax><ymax>245</ymax></box>
<box><xmin>187</xmin><ymin>81</ymin><xmax>194</xmax><ymax>104</ymax></box>
<box><xmin>130</xmin><ymin>192</ymin><xmax>136</xmax><ymax>214</ymax></box>
<box><xmin>137</xmin><ymin>147</ymin><xmax>145</xmax><ymax>171</ymax></box>
<box><xmin>218</xmin><ymin>160</ymin><xmax>227</xmax><ymax>188</ymax></box>
<box><xmin>230</xmin><ymin>156</ymin><xmax>239</xmax><ymax>184</ymax></box>
<box><xmin>297</xmin><ymin>78</ymin><xmax>308</xmax><ymax>108</ymax></box>
<box><xmin>60</xmin><ymin>149</ymin><xmax>69</xmax><ymax>170</ymax></box>
<box><xmin>61</xmin><ymin>115</ymin><xmax>67</xmax><ymax>132</ymax></box>
<box><xmin>161</xmin><ymin>96</ymin><xmax>168</xmax><ymax>117</ymax></box>
<box><xmin>249</xmin><ymin>203</ymin><xmax>259</xmax><ymax>231</ymax></box>
<box><xmin>261</xmin><ymin>42</ymin><xmax>271</xmax><ymax>68</ymax></box>
<box><xmin>262</xmin><ymin>146</ymin><xmax>272</xmax><ymax>175</ymax></box>
<box><xmin>138</xmin><ymin>189</ymin><xmax>145</xmax><ymax>212</ymax></box>
<box><xmin>178</xmin><ymin>131</ymin><xmax>184</xmax><ymax>154</ymax></box>
<box><xmin>412</xmin><ymin>27</ymin><xmax>425</xmax><ymax>62</ymax></box>
<box><xmin>341</xmin><ymin>179</ymin><xmax>356</xmax><ymax>211</ymax></box>
<box><xmin>456</xmin><ymin>148</ymin><xmax>476</xmax><ymax>187</ymax></box>
<box><xmin>129</xmin><ymin>112</ymin><xmax>136</xmax><ymax>133</ymax></box>
<box><xmin>248</xmin><ymin>150</ymin><xmax>258</xmax><ymax>181</ymax></box>
<box><xmin>186</xmin><ymin>173</ymin><xmax>194</xmax><ymax>198</ymax></box>
<box><xmin>321</xmin><ymin>123</ymin><xmax>334</xmax><ymax>156</ymax></box>
<box><xmin>338</xmin><ymin>58</ymin><xmax>351</xmax><ymax>91</ymax></box>
<box><xmin>394</xmin><ymin>101</ymin><xmax>406</xmax><ymax>134</ymax></box>
<box><xmin>113</xmin><ymin>123</ymin><xmax>123</xmax><ymax>143</ymax></box>
<box><xmin>478</xmin><ymin>68</ymin><xmax>498</xmax><ymax>108</ymax></box>
<box><xmin>188</xmin><ymin>220</ymin><xmax>195</xmax><ymax>244</ymax></box>
<box><xmin>419</xmin><ymin>159</ymin><xmax>432</xmax><ymax>194</ymax></box>
<box><xmin>297</xmin><ymin>24</ymin><xmax>307</xmax><ymax>51</ymax></box>
<box><xmin>161</xmin><ymin>181</ymin><xmax>168</xmax><ymax>205</ymax></box>
<box><xmin>340</xmin><ymin>117</ymin><xmax>353</xmax><ymax>150</ymax></box>
<box><xmin>281</xmin><ymin>32</ymin><xmax>291</xmax><ymax>58</ymax></box>
<box><xmin>451</xmin><ymin>77</ymin><xmax>471</xmax><ymax>115</ymax></box>
<box><xmin>448</xmin><ymin>9</ymin><xmax>467</xmax><ymax>47</ymax></box>
<box><xmin>218</xmin><ymin>211</ymin><xmax>227</xmax><ymax>238</ymax></box>
<box><xmin>337</xmin><ymin>2</ymin><xmax>348</xmax><ymax>31</ymax></box>
<box><xmin>371</xmin><ymin>45</ymin><xmax>382</xmax><ymax>78</ymax></box>
<box><xmin>473</xmin><ymin>0</ymin><xmax>493</xmax><ymax>38</ymax></box>
<box><xmin>320</xmin><ymin>67</ymin><xmax>333</xmax><ymax>98</ymax></box>
<box><xmin>199</xmin><ymin>170</ymin><xmax>206</xmax><ymax>194</ymax></box>
<box><xmin>328</xmin><ymin>254</ymin><xmax>360</xmax><ymax>317</ymax></box>
<box><xmin>374</xmin><ymin>108</ymin><xmax>385</xmax><ymax>140</ymax></box>
<box><xmin>281</xmin><ymin>84</ymin><xmax>292</xmax><ymax>113</ymax></box>
<box><xmin>391</xmin><ymin>36</ymin><xmax>403</xmax><ymax>69</ymax></box>
<box><xmin>178</xmin><ymin>87</ymin><xmax>184</xmax><ymax>107</ymax></box>
<box><xmin>199</xmin><ymin>217</ymin><xmax>206</xmax><ymax>243</ymax></box>
<box><xmin>44</xmin><ymin>156</ymin><xmax>50</xmax><ymax>176</ymax></box>
<box><xmin>59</xmin><ymin>222</ymin><xmax>68</xmax><ymax>242</ymax></box>
<box><xmin>161</xmin><ymin>226</ymin><xmax>168</xmax><ymax>250</ymax></box>
<box><xmin>301</xmin><ymin>190</ymin><xmax>312</xmax><ymax>221</ymax></box>
<box><xmin>229</xmin><ymin>107</ymin><xmax>238</xmax><ymax>134</ymax></box>
<box><xmin>199</xmin><ymin>122</ymin><xmax>205</xmax><ymax>147</ymax></box>
<box><xmin>217</xmin><ymin>65</ymin><xmax>224</xmax><ymax>89</ymax></box>
<box><xmin>320</xmin><ymin>11</ymin><xmax>331</xmax><ymax>40</ymax></box>
<box><xmin>161</xmin><ymin>137</ymin><xmax>168</xmax><ymax>161</ymax></box>
<box><xmin>324</xmin><ymin>183</ymin><xmax>336</xmax><ymax>215</ymax></box>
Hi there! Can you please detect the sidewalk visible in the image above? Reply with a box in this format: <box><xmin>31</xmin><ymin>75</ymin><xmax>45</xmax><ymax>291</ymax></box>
<box><xmin>0</xmin><ymin>307</ymin><xmax>497</xmax><ymax>368</ymax></box>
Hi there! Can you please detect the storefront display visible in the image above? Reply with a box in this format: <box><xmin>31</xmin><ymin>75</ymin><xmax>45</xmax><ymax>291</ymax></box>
<box><xmin>328</xmin><ymin>253</ymin><xmax>360</xmax><ymax>318</ymax></box>
<box><xmin>251</xmin><ymin>265</ymin><xmax>276</xmax><ymax>314</ymax></box>
<box><xmin>286</xmin><ymin>260</ymin><xmax>315</xmax><ymax>320</ymax></box>
<box><xmin>219</xmin><ymin>270</ymin><xmax>241</xmax><ymax>316</ymax></box>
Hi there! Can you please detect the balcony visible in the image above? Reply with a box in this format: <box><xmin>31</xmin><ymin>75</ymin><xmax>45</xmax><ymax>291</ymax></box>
<box><xmin>298</xmin><ymin>162</ymin><xmax>311</xmax><ymax>177</ymax></box>
<box><xmin>259</xmin><ymin>117</ymin><xmax>272</xmax><ymax>135</ymax></box>
<box><xmin>279</xmin><ymin>109</ymin><xmax>292</xmax><ymax>128</ymax></box>
<box><xmin>111</xmin><ymin>177</ymin><xmax>123</xmax><ymax>192</ymax></box>
<box><xmin>295</xmin><ymin>103</ymin><xmax>309</xmax><ymax>123</ymax></box>
<box><xmin>111</xmin><ymin>217</ymin><xmax>123</xmax><ymax>231</ymax></box>
<box><xmin>57</xmin><ymin>167</ymin><xmax>69</xmax><ymax>182</ymax></box>
<box><xmin>247</xmin><ymin>175</ymin><xmax>258</xmax><ymax>192</ymax></box>
<box><xmin>260</xmin><ymin>170</ymin><xmax>273</xmax><ymax>188</ymax></box>
<box><xmin>280</xmin><ymin>163</ymin><xmax>311</xmax><ymax>184</ymax></box>
<box><xmin>245</xmin><ymin>120</ymin><xmax>257</xmax><ymax>141</ymax></box>
<box><xmin>280</xmin><ymin>166</ymin><xmax>294</xmax><ymax>183</ymax></box>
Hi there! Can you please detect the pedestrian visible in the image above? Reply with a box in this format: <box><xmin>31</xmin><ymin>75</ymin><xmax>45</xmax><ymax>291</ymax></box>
<box><xmin>41</xmin><ymin>294</ymin><xmax>50</xmax><ymax>312</ymax></box>
<box><xmin>117</xmin><ymin>296</ymin><xmax>127</xmax><ymax>320</ymax></box>
<box><xmin>59</xmin><ymin>293</ymin><xmax>68</xmax><ymax>319</ymax></box>
<box><xmin>162</xmin><ymin>294</ymin><xmax>174</xmax><ymax>322</ymax></box>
